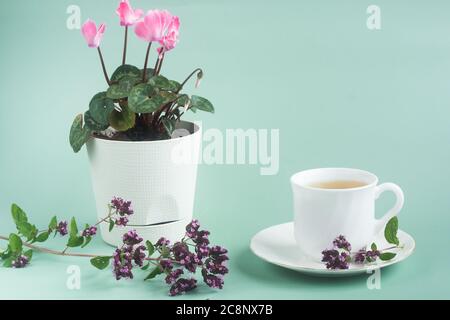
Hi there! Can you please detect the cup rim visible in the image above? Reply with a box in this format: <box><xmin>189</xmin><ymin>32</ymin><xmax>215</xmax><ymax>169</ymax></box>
<box><xmin>290</xmin><ymin>168</ymin><xmax>379</xmax><ymax>192</ymax></box>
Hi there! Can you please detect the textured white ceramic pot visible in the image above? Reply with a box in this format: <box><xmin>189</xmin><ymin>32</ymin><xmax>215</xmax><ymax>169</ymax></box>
<box><xmin>86</xmin><ymin>121</ymin><xmax>201</xmax><ymax>246</ymax></box>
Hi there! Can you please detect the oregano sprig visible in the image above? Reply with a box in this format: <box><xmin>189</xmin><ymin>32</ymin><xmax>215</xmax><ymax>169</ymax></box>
<box><xmin>0</xmin><ymin>198</ymin><xmax>229</xmax><ymax>296</ymax></box>
<box><xmin>321</xmin><ymin>217</ymin><xmax>403</xmax><ymax>270</ymax></box>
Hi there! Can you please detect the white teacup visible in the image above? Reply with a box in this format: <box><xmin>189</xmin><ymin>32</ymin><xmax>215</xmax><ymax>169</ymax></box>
<box><xmin>291</xmin><ymin>168</ymin><xmax>404</xmax><ymax>261</ymax></box>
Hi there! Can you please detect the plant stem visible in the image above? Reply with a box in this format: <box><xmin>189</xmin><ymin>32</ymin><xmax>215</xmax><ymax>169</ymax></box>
<box><xmin>97</xmin><ymin>47</ymin><xmax>111</xmax><ymax>85</ymax></box>
<box><xmin>142</xmin><ymin>42</ymin><xmax>153</xmax><ymax>82</ymax></box>
<box><xmin>122</xmin><ymin>26</ymin><xmax>128</xmax><ymax>65</ymax></box>
<box><xmin>0</xmin><ymin>235</ymin><xmax>99</xmax><ymax>258</ymax></box>
<box><xmin>177</xmin><ymin>68</ymin><xmax>203</xmax><ymax>93</ymax></box>
<box><xmin>156</xmin><ymin>52</ymin><xmax>165</xmax><ymax>75</ymax></box>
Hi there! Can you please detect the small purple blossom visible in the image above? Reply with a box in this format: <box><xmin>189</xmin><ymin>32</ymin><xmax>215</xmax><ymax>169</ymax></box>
<box><xmin>12</xmin><ymin>255</ymin><xmax>29</xmax><ymax>268</ymax></box>
<box><xmin>185</xmin><ymin>220</ymin><xmax>200</xmax><ymax>238</ymax></box>
<box><xmin>333</xmin><ymin>235</ymin><xmax>352</xmax><ymax>252</ymax></box>
<box><xmin>321</xmin><ymin>249</ymin><xmax>350</xmax><ymax>270</ymax></box>
<box><xmin>160</xmin><ymin>259</ymin><xmax>173</xmax><ymax>271</ymax></box>
<box><xmin>165</xmin><ymin>269</ymin><xmax>183</xmax><ymax>284</ymax></box>
<box><xmin>112</xmin><ymin>246</ymin><xmax>134</xmax><ymax>280</ymax></box>
<box><xmin>209</xmin><ymin>246</ymin><xmax>228</xmax><ymax>257</ymax></box>
<box><xmin>123</xmin><ymin>230</ymin><xmax>143</xmax><ymax>246</ymax></box>
<box><xmin>56</xmin><ymin>221</ymin><xmax>68</xmax><ymax>236</ymax></box>
<box><xmin>155</xmin><ymin>237</ymin><xmax>170</xmax><ymax>248</ymax></box>
<box><xmin>82</xmin><ymin>226</ymin><xmax>97</xmax><ymax>237</ymax></box>
<box><xmin>115</xmin><ymin>216</ymin><xmax>129</xmax><ymax>227</ymax></box>
<box><xmin>133</xmin><ymin>245</ymin><xmax>146</xmax><ymax>267</ymax></box>
<box><xmin>111</xmin><ymin>197</ymin><xmax>134</xmax><ymax>216</ymax></box>
<box><xmin>202</xmin><ymin>269</ymin><xmax>224</xmax><ymax>289</ymax></box>
<box><xmin>195</xmin><ymin>245</ymin><xmax>209</xmax><ymax>259</ymax></box>
<box><xmin>173</xmin><ymin>242</ymin><xmax>200</xmax><ymax>273</ymax></box>
<box><xmin>354</xmin><ymin>250</ymin><xmax>366</xmax><ymax>264</ymax></box>
<box><xmin>169</xmin><ymin>278</ymin><xmax>197</xmax><ymax>296</ymax></box>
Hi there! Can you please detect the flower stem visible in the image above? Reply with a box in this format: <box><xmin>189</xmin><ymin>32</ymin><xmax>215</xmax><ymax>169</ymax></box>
<box><xmin>122</xmin><ymin>26</ymin><xmax>128</xmax><ymax>65</ymax></box>
<box><xmin>0</xmin><ymin>235</ymin><xmax>99</xmax><ymax>258</ymax></box>
<box><xmin>177</xmin><ymin>68</ymin><xmax>203</xmax><ymax>93</ymax></box>
<box><xmin>97</xmin><ymin>47</ymin><xmax>111</xmax><ymax>85</ymax></box>
<box><xmin>142</xmin><ymin>42</ymin><xmax>153</xmax><ymax>82</ymax></box>
<box><xmin>155</xmin><ymin>52</ymin><xmax>165</xmax><ymax>75</ymax></box>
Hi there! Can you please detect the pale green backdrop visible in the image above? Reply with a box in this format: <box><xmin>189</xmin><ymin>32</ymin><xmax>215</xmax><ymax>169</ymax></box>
<box><xmin>0</xmin><ymin>0</ymin><xmax>449</xmax><ymax>299</ymax></box>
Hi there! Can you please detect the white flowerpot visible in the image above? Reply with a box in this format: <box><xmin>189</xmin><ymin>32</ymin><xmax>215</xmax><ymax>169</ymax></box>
<box><xmin>86</xmin><ymin>121</ymin><xmax>201</xmax><ymax>246</ymax></box>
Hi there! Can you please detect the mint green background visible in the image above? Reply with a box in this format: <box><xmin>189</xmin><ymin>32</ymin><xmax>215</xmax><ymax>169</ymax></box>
<box><xmin>1</xmin><ymin>0</ymin><xmax>449</xmax><ymax>299</ymax></box>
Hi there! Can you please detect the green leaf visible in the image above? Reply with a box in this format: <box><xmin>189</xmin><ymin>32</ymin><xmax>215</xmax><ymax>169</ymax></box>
<box><xmin>168</xmin><ymin>80</ymin><xmax>181</xmax><ymax>92</ymax></box>
<box><xmin>89</xmin><ymin>92</ymin><xmax>116</xmax><ymax>125</ymax></box>
<box><xmin>128</xmin><ymin>84</ymin><xmax>160</xmax><ymax>113</ymax></box>
<box><xmin>9</xmin><ymin>234</ymin><xmax>22</xmax><ymax>253</ymax></box>
<box><xmin>111</xmin><ymin>64</ymin><xmax>141</xmax><ymax>82</ymax></box>
<box><xmin>144</xmin><ymin>267</ymin><xmax>163</xmax><ymax>281</ymax></box>
<box><xmin>84</xmin><ymin>111</ymin><xmax>109</xmax><ymax>131</ymax></box>
<box><xmin>109</xmin><ymin>105</ymin><xmax>136</xmax><ymax>132</ymax></box>
<box><xmin>81</xmin><ymin>236</ymin><xmax>92</xmax><ymax>248</ymax></box>
<box><xmin>148</xmin><ymin>75</ymin><xmax>172</xmax><ymax>90</ymax></box>
<box><xmin>69</xmin><ymin>217</ymin><xmax>78</xmax><ymax>238</ymax></box>
<box><xmin>190</xmin><ymin>95</ymin><xmax>214</xmax><ymax>113</ymax></box>
<box><xmin>379</xmin><ymin>252</ymin><xmax>397</xmax><ymax>261</ymax></box>
<box><xmin>176</xmin><ymin>95</ymin><xmax>190</xmax><ymax>108</ymax></box>
<box><xmin>3</xmin><ymin>257</ymin><xmax>13</xmax><ymax>268</ymax></box>
<box><xmin>371</xmin><ymin>243</ymin><xmax>377</xmax><ymax>251</ymax></box>
<box><xmin>141</xmin><ymin>263</ymin><xmax>150</xmax><ymax>271</ymax></box>
<box><xmin>119</xmin><ymin>75</ymin><xmax>141</xmax><ymax>93</ymax></box>
<box><xmin>161</xmin><ymin>118</ymin><xmax>176</xmax><ymax>136</ymax></box>
<box><xmin>69</xmin><ymin>114</ymin><xmax>91</xmax><ymax>153</ymax></box>
<box><xmin>384</xmin><ymin>216</ymin><xmax>400</xmax><ymax>246</ymax></box>
<box><xmin>67</xmin><ymin>236</ymin><xmax>84</xmax><ymax>248</ymax></box>
<box><xmin>11</xmin><ymin>204</ymin><xmax>28</xmax><ymax>225</ymax></box>
<box><xmin>23</xmin><ymin>249</ymin><xmax>33</xmax><ymax>262</ymax></box>
<box><xmin>90</xmin><ymin>256</ymin><xmax>112</xmax><ymax>270</ymax></box>
<box><xmin>108</xmin><ymin>219</ymin><xmax>115</xmax><ymax>232</ymax></box>
<box><xmin>49</xmin><ymin>216</ymin><xmax>58</xmax><ymax>230</ymax></box>
<box><xmin>107</xmin><ymin>84</ymin><xmax>129</xmax><ymax>100</ymax></box>
<box><xmin>35</xmin><ymin>231</ymin><xmax>50</xmax><ymax>243</ymax></box>
<box><xmin>146</xmin><ymin>240</ymin><xmax>155</xmax><ymax>256</ymax></box>
<box><xmin>1</xmin><ymin>245</ymin><xmax>12</xmax><ymax>260</ymax></box>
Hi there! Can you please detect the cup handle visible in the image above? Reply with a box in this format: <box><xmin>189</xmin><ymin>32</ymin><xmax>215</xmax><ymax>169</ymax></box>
<box><xmin>374</xmin><ymin>183</ymin><xmax>404</xmax><ymax>235</ymax></box>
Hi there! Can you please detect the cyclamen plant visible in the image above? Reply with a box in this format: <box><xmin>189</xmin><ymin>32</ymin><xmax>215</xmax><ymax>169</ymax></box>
<box><xmin>0</xmin><ymin>198</ymin><xmax>229</xmax><ymax>296</ymax></box>
<box><xmin>321</xmin><ymin>217</ymin><xmax>401</xmax><ymax>270</ymax></box>
<box><xmin>70</xmin><ymin>1</ymin><xmax>214</xmax><ymax>153</ymax></box>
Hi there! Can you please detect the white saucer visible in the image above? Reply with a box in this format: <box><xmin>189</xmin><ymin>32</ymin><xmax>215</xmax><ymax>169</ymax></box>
<box><xmin>250</xmin><ymin>222</ymin><xmax>415</xmax><ymax>276</ymax></box>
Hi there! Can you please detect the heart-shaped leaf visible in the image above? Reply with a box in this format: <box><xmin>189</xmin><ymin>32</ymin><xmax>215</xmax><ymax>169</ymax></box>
<box><xmin>84</xmin><ymin>111</ymin><xmax>109</xmax><ymax>131</ymax></box>
<box><xmin>191</xmin><ymin>95</ymin><xmax>214</xmax><ymax>113</ymax></box>
<box><xmin>128</xmin><ymin>84</ymin><xmax>162</xmax><ymax>113</ymax></box>
<box><xmin>148</xmin><ymin>75</ymin><xmax>172</xmax><ymax>90</ymax></box>
<box><xmin>69</xmin><ymin>114</ymin><xmax>91</xmax><ymax>153</ymax></box>
<box><xmin>109</xmin><ymin>105</ymin><xmax>136</xmax><ymax>132</ymax></box>
<box><xmin>89</xmin><ymin>92</ymin><xmax>116</xmax><ymax>125</ymax></box>
<box><xmin>107</xmin><ymin>84</ymin><xmax>129</xmax><ymax>99</ymax></box>
<box><xmin>111</xmin><ymin>64</ymin><xmax>141</xmax><ymax>82</ymax></box>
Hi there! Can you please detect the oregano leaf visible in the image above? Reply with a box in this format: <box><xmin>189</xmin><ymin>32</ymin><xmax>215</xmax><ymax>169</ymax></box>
<box><xmin>380</xmin><ymin>252</ymin><xmax>397</xmax><ymax>261</ymax></box>
<box><xmin>90</xmin><ymin>256</ymin><xmax>111</xmax><ymax>270</ymax></box>
<box><xmin>144</xmin><ymin>267</ymin><xmax>163</xmax><ymax>281</ymax></box>
<box><xmin>384</xmin><ymin>217</ymin><xmax>400</xmax><ymax>246</ymax></box>
<box><xmin>9</xmin><ymin>234</ymin><xmax>22</xmax><ymax>254</ymax></box>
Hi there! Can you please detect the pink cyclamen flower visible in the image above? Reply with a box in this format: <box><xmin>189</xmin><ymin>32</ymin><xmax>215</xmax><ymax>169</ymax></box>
<box><xmin>81</xmin><ymin>20</ymin><xmax>106</xmax><ymax>48</ymax></box>
<box><xmin>116</xmin><ymin>0</ymin><xmax>143</xmax><ymax>26</ymax></box>
<box><xmin>135</xmin><ymin>10</ymin><xmax>180</xmax><ymax>52</ymax></box>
